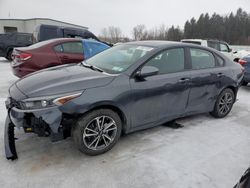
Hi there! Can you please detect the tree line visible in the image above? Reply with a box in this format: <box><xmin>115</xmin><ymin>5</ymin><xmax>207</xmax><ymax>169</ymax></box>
<box><xmin>99</xmin><ymin>8</ymin><xmax>250</xmax><ymax>45</ymax></box>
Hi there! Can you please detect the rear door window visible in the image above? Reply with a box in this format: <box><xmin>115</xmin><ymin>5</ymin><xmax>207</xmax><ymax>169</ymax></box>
<box><xmin>54</xmin><ymin>42</ymin><xmax>83</xmax><ymax>54</ymax></box>
<box><xmin>190</xmin><ymin>48</ymin><xmax>215</xmax><ymax>69</ymax></box>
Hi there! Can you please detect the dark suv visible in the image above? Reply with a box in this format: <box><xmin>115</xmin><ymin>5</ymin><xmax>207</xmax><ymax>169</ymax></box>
<box><xmin>0</xmin><ymin>32</ymin><xmax>33</xmax><ymax>61</ymax></box>
<box><xmin>4</xmin><ymin>41</ymin><xmax>243</xmax><ymax>160</ymax></box>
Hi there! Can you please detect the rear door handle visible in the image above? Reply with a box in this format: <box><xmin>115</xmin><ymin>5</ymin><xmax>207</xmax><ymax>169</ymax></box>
<box><xmin>217</xmin><ymin>73</ymin><xmax>224</xmax><ymax>77</ymax></box>
<box><xmin>61</xmin><ymin>56</ymin><xmax>69</xmax><ymax>60</ymax></box>
<box><xmin>178</xmin><ymin>78</ymin><xmax>190</xmax><ymax>83</ymax></box>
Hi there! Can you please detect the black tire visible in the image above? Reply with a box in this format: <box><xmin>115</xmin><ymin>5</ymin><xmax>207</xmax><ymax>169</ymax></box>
<box><xmin>72</xmin><ymin>109</ymin><xmax>122</xmax><ymax>156</ymax></box>
<box><xmin>242</xmin><ymin>81</ymin><xmax>248</xmax><ymax>86</ymax></box>
<box><xmin>210</xmin><ymin>88</ymin><xmax>235</xmax><ymax>118</ymax></box>
<box><xmin>6</xmin><ymin>49</ymin><xmax>13</xmax><ymax>61</ymax></box>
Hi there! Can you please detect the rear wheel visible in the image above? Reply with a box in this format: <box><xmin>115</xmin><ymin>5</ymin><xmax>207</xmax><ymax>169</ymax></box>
<box><xmin>210</xmin><ymin>88</ymin><xmax>235</xmax><ymax>118</ymax></box>
<box><xmin>6</xmin><ymin>49</ymin><xmax>13</xmax><ymax>61</ymax></box>
<box><xmin>72</xmin><ymin>109</ymin><xmax>122</xmax><ymax>155</ymax></box>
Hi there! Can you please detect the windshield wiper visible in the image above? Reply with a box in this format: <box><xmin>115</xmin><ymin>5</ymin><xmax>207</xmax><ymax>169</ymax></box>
<box><xmin>81</xmin><ymin>62</ymin><xmax>104</xmax><ymax>73</ymax></box>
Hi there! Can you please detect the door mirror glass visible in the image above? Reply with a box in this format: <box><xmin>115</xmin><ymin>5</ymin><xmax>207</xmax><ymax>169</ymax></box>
<box><xmin>136</xmin><ymin>66</ymin><xmax>159</xmax><ymax>78</ymax></box>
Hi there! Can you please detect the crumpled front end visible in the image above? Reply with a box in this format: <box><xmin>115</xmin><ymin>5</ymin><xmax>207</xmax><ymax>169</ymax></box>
<box><xmin>4</xmin><ymin>115</ymin><xmax>17</xmax><ymax>160</ymax></box>
<box><xmin>4</xmin><ymin>96</ymin><xmax>63</xmax><ymax>160</ymax></box>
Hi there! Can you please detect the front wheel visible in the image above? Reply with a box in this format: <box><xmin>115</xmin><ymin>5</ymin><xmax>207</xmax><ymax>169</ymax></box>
<box><xmin>210</xmin><ymin>88</ymin><xmax>235</xmax><ymax>118</ymax></box>
<box><xmin>72</xmin><ymin>109</ymin><xmax>122</xmax><ymax>155</ymax></box>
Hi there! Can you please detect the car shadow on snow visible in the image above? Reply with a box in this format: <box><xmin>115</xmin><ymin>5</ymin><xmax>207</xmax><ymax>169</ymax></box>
<box><xmin>1</xmin><ymin>113</ymin><xmax>216</xmax><ymax>173</ymax></box>
<box><xmin>0</xmin><ymin>59</ymin><xmax>10</xmax><ymax>63</ymax></box>
<box><xmin>240</xmin><ymin>85</ymin><xmax>250</xmax><ymax>91</ymax></box>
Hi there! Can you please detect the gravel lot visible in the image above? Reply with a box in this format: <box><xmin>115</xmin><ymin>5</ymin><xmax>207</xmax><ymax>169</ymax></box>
<box><xmin>0</xmin><ymin>58</ymin><xmax>250</xmax><ymax>188</ymax></box>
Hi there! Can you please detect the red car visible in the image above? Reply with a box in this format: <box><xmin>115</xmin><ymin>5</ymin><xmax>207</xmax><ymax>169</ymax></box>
<box><xmin>11</xmin><ymin>38</ymin><xmax>110</xmax><ymax>77</ymax></box>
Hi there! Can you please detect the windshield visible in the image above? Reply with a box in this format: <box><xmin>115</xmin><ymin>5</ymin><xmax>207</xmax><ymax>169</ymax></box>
<box><xmin>85</xmin><ymin>44</ymin><xmax>155</xmax><ymax>74</ymax></box>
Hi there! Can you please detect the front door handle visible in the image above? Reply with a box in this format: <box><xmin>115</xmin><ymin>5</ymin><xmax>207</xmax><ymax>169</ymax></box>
<box><xmin>178</xmin><ymin>78</ymin><xmax>190</xmax><ymax>83</ymax></box>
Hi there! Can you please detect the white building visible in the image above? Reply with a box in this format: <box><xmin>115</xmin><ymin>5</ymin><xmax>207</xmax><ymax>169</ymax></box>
<box><xmin>0</xmin><ymin>18</ymin><xmax>88</xmax><ymax>33</ymax></box>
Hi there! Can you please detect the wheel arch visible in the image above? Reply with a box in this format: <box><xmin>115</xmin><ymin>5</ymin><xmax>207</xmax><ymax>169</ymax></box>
<box><xmin>222</xmin><ymin>85</ymin><xmax>238</xmax><ymax>102</ymax></box>
<box><xmin>6</xmin><ymin>46</ymin><xmax>13</xmax><ymax>54</ymax></box>
<box><xmin>227</xmin><ymin>85</ymin><xmax>238</xmax><ymax>99</ymax></box>
<box><xmin>80</xmin><ymin>103</ymin><xmax>128</xmax><ymax>134</ymax></box>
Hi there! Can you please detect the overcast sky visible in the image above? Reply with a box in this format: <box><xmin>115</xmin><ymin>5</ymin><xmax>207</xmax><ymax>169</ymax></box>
<box><xmin>0</xmin><ymin>0</ymin><xmax>250</xmax><ymax>37</ymax></box>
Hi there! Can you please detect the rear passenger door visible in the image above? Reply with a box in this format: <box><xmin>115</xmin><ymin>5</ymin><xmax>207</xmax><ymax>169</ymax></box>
<box><xmin>54</xmin><ymin>41</ymin><xmax>84</xmax><ymax>64</ymax></box>
<box><xmin>186</xmin><ymin>48</ymin><xmax>223</xmax><ymax>114</ymax></box>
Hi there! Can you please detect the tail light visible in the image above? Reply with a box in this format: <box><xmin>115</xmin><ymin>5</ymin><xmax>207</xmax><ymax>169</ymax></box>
<box><xmin>238</xmin><ymin>59</ymin><xmax>248</xmax><ymax>66</ymax></box>
<box><xmin>14</xmin><ymin>53</ymin><xmax>32</xmax><ymax>61</ymax></box>
<box><xmin>12</xmin><ymin>51</ymin><xmax>32</xmax><ymax>67</ymax></box>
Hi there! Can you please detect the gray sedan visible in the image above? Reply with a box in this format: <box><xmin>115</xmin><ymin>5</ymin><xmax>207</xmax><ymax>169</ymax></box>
<box><xmin>4</xmin><ymin>41</ymin><xmax>243</xmax><ymax>160</ymax></box>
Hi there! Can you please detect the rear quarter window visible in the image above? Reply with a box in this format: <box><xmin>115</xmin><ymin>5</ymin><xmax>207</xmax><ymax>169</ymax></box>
<box><xmin>216</xmin><ymin>55</ymin><xmax>225</xmax><ymax>67</ymax></box>
<box><xmin>54</xmin><ymin>44</ymin><xmax>63</xmax><ymax>52</ymax></box>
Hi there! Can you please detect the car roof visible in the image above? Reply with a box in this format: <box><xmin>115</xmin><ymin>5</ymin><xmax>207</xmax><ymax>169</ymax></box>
<box><xmin>181</xmin><ymin>39</ymin><xmax>204</xmax><ymax>42</ymax></box>
<box><xmin>44</xmin><ymin>38</ymin><xmax>81</xmax><ymax>43</ymax></box>
<box><xmin>125</xmin><ymin>40</ymin><xmax>216</xmax><ymax>50</ymax></box>
<box><xmin>42</xmin><ymin>38</ymin><xmax>105</xmax><ymax>45</ymax></box>
<box><xmin>123</xmin><ymin>40</ymin><xmax>227</xmax><ymax>59</ymax></box>
<box><xmin>126</xmin><ymin>40</ymin><xmax>186</xmax><ymax>48</ymax></box>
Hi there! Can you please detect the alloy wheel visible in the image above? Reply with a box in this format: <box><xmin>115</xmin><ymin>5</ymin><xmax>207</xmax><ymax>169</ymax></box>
<box><xmin>218</xmin><ymin>92</ymin><xmax>233</xmax><ymax>115</ymax></box>
<box><xmin>82</xmin><ymin>116</ymin><xmax>117</xmax><ymax>151</ymax></box>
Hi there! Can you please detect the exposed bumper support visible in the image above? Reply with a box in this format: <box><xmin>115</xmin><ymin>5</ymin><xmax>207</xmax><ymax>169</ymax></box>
<box><xmin>4</xmin><ymin>105</ymin><xmax>63</xmax><ymax>160</ymax></box>
<box><xmin>4</xmin><ymin>115</ymin><xmax>18</xmax><ymax>160</ymax></box>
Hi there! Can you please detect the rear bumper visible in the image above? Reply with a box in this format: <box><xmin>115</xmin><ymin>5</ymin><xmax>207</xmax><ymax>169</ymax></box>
<box><xmin>11</xmin><ymin>64</ymin><xmax>34</xmax><ymax>78</ymax></box>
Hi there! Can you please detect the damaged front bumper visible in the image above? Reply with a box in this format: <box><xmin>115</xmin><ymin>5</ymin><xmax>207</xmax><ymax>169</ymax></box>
<box><xmin>4</xmin><ymin>115</ymin><xmax>17</xmax><ymax>160</ymax></box>
<box><xmin>4</xmin><ymin>98</ymin><xmax>63</xmax><ymax>160</ymax></box>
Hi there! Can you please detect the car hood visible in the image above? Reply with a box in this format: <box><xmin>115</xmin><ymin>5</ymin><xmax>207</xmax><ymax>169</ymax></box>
<box><xmin>15</xmin><ymin>64</ymin><xmax>115</xmax><ymax>98</ymax></box>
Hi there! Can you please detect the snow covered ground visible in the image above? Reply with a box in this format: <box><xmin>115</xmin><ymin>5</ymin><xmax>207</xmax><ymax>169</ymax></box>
<box><xmin>0</xmin><ymin>58</ymin><xmax>250</xmax><ymax>188</ymax></box>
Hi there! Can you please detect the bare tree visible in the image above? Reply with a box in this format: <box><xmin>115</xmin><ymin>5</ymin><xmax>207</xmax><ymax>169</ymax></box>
<box><xmin>132</xmin><ymin>24</ymin><xmax>148</xmax><ymax>40</ymax></box>
<box><xmin>157</xmin><ymin>24</ymin><xmax>168</xmax><ymax>40</ymax></box>
<box><xmin>99</xmin><ymin>26</ymin><xmax>123</xmax><ymax>43</ymax></box>
<box><xmin>100</xmin><ymin>28</ymin><xmax>109</xmax><ymax>42</ymax></box>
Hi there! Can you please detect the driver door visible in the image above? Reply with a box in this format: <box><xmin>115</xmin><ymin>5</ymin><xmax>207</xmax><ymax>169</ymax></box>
<box><xmin>129</xmin><ymin>48</ymin><xmax>191</xmax><ymax>128</ymax></box>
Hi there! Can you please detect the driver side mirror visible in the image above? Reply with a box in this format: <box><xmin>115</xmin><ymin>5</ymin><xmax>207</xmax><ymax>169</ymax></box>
<box><xmin>135</xmin><ymin>66</ymin><xmax>159</xmax><ymax>79</ymax></box>
<box><xmin>229</xmin><ymin>48</ymin><xmax>232</xmax><ymax>52</ymax></box>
